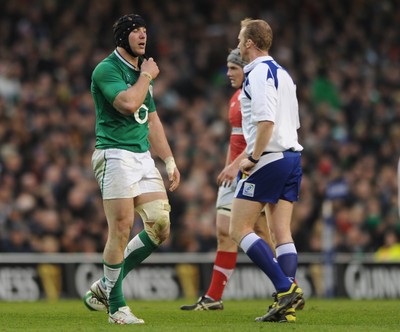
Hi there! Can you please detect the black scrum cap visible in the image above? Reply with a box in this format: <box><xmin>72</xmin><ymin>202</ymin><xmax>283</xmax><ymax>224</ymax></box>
<box><xmin>113</xmin><ymin>14</ymin><xmax>146</xmax><ymax>56</ymax></box>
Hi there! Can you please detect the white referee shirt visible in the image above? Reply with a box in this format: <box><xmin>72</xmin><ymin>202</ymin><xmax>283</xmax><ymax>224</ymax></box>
<box><xmin>239</xmin><ymin>55</ymin><xmax>303</xmax><ymax>155</ymax></box>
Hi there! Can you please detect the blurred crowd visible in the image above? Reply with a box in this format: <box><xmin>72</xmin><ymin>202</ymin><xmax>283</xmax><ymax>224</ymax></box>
<box><xmin>0</xmin><ymin>0</ymin><xmax>399</xmax><ymax>258</ymax></box>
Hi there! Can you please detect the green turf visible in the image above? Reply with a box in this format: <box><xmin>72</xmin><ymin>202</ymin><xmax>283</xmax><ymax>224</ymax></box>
<box><xmin>0</xmin><ymin>298</ymin><xmax>399</xmax><ymax>331</ymax></box>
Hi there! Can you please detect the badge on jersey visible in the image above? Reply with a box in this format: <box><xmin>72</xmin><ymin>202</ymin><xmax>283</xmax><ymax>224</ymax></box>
<box><xmin>243</xmin><ymin>182</ymin><xmax>255</xmax><ymax>197</ymax></box>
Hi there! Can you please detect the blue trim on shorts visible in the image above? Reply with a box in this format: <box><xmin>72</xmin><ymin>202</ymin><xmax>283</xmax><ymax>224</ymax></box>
<box><xmin>235</xmin><ymin>151</ymin><xmax>302</xmax><ymax>203</ymax></box>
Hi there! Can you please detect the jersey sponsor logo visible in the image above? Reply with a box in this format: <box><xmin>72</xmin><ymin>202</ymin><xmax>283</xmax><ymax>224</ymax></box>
<box><xmin>243</xmin><ymin>182</ymin><xmax>255</xmax><ymax>197</ymax></box>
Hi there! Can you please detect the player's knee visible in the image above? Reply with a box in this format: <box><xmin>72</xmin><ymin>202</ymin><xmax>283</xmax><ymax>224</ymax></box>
<box><xmin>217</xmin><ymin>229</ymin><xmax>230</xmax><ymax>243</ymax></box>
<box><xmin>228</xmin><ymin>226</ymin><xmax>240</xmax><ymax>245</ymax></box>
<box><xmin>135</xmin><ymin>199</ymin><xmax>171</xmax><ymax>245</ymax></box>
<box><xmin>108</xmin><ymin>215</ymin><xmax>133</xmax><ymax>242</ymax></box>
<box><xmin>216</xmin><ymin>224</ymin><xmax>231</xmax><ymax>246</ymax></box>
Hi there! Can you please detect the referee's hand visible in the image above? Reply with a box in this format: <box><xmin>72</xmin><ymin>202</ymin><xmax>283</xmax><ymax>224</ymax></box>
<box><xmin>239</xmin><ymin>158</ymin><xmax>255</xmax><ymax>176</ymax></box>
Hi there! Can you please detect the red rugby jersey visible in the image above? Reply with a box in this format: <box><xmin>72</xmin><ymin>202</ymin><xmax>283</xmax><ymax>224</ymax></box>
<box><xmin>228</xmin><ymin>89</ymin><xmax>246</xmax><ymax>162</ymax></box>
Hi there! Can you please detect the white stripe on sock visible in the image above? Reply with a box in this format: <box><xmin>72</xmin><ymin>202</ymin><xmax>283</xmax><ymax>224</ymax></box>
<box><xmin>214</xmin><ymin>265</ymin><xmax>234</xmax><ymax>279</ymax></box>
<box><xmin>276</xmin><ymin>243</ymin><xmax>297</xmax><ymax>257</ymax></box>
<box><xmin>103</xmin><ymin>265</ymin><xmax>122</xmax><ymax>297</ymax></box>
<box><xmin>240</xmin><ymin>233</ymin><xmax>260</xmax><ymax>253</ymax></box>
<box><xmin>124</xmin><ymin>235</ymin><xmax>145</xmax><ymax>258</ymax></box>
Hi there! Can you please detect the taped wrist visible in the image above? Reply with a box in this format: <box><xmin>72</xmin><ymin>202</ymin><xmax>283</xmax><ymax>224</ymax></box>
<box><xmin>164</xmin><ymin>156</ymin><xmax>176</xmax><ymax>176</ymax></box>
<box><xmin>140</xmin><ymin>71</ymin><xmax>152</xmax><ymax>82</ymax></box>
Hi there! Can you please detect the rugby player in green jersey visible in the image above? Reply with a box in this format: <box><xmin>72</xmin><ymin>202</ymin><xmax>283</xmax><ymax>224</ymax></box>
<box><xmin>83</xmin><ymin>14</ymin><xmax>180</xmax><ymax>325</ymax></box>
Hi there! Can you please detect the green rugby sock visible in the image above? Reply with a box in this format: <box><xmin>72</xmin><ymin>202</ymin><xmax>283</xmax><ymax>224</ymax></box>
<box><xmin>103</xmin><ymin>260</ymin><xmax>126</xmax><ymax>314</ymax></box>
<box><xmin>123</xmin><ymin>230</ymin><xmax>158</xmax><ymax>278</ymax></box>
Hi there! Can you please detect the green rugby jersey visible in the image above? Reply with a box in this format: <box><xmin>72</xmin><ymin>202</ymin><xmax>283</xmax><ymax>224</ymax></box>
<box><xmin>91</xmin><ymin>50</ymin><xmax>156</xmax><ymax>153</ymax></box>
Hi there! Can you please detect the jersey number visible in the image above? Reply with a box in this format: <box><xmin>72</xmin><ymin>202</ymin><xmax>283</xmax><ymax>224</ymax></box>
<box><xmin>134</xmin><ymin>104</ymin><xmax>148</xmax><ymax>124</ymax></box>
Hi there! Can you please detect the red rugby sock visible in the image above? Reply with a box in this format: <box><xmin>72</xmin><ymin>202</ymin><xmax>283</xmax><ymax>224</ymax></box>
<box><xmin>206</xmin><ymin>251</ymin><xmax>237</xmax><ymax>300</ymax></box>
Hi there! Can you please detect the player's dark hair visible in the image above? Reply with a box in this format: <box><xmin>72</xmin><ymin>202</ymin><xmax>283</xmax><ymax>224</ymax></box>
<box><xmin>113</xmin><ymin>14</ymin><xmax>146</xmax><ymax>57</ymax></box>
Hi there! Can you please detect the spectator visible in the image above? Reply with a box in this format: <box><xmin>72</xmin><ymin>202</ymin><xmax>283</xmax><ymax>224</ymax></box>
<box><xmin>374</xmin><ymin>228</ymin><xmax>400</xmax><ymax>262</ymax></box>
<box><xmin>0</xmin><ymin>0</ymin><xmax>399</xmax><ymax>255</ymax></box>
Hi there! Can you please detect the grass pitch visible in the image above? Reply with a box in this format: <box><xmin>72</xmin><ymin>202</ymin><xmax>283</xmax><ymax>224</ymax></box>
<box><xmin>0</xmin><ymin>298</ymin><xmax>399</xmax><ymax>331</ymax></box>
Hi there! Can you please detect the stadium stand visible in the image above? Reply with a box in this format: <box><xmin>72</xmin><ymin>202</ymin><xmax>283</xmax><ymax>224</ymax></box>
<box><xmin>0</xmin><ymin>0</ymin><xmax>399</xmax><ymax>256</ymax></box>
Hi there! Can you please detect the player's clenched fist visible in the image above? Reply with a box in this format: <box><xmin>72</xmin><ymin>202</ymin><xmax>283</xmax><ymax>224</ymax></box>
<box><xmin>141</xmin><ymin>57</ymin><xmax>159</xmax><ymax>80</ymax></box>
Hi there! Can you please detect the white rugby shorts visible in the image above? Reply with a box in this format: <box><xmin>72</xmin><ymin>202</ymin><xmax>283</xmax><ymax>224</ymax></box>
<box><xmin>92</xmin><ymin>148</ymin><xmax>166</xmax><ymax>199</ymax></box>
<box><xmin>215</xmin><ymin>178</ymin><xmax>238</xmax><ymax>212</ymax></box>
